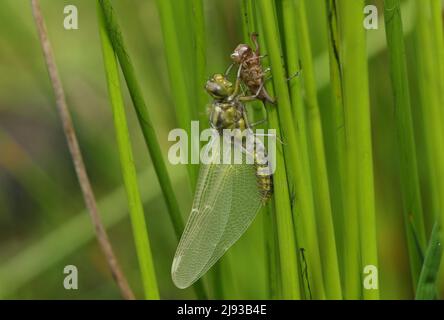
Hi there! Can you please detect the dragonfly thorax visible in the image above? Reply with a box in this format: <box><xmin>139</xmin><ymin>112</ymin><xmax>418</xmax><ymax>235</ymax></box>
<box><xmin>210</xmin><ymin>101</ymin><xmax>247</xmax><ymax>133</ymax></box>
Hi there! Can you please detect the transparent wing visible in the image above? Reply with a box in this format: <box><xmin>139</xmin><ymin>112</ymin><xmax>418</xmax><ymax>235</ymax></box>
<box><xmin>171</xmin><ymin>136</ymin><xmax>263</xmax><ymax>289</ymax></box>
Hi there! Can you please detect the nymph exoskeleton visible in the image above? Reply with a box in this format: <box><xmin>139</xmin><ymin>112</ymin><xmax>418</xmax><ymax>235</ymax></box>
<box><xmin>229</xmin><ymin>32</ymin><xmax>275</xmax><ymax>105</ymax></box>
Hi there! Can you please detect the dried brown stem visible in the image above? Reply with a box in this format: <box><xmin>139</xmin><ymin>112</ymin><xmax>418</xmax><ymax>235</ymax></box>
<box><xmin>30</xmin><ymin>0</ymin><xmax>135</xmax><ymax>300</ymax></box>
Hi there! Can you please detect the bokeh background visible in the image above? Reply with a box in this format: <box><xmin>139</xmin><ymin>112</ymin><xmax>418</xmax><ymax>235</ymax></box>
<box><xmin>0</xmin><ymin>0</ymin><xmax>441</xmax><ymax>299</ymax></box>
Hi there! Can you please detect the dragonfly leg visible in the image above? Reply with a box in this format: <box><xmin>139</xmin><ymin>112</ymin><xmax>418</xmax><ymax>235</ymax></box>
<box><xmin>287</xmin><ymin>69</ymin><xmax>301</xmax><ymax>81</ymax></box>
<box><xmin>249</xmin><ymin>118</ymin><xmax>267</xmax><ymax>127</ymax></box>
<box><xmin>255</xmin><ymin>68</ymin><xmax>299</xmax><ymax>86</ymax></box>
<box><xmin>224</xmin><ymin>62</ymin><xmax>235</xmax><ymax>76</ymax></box>
<box><xmin>254</xmin><ymin>132</ymin><xmax>285</xmax><ymax>145</ymax></box>
<box><xmin>251</xmin><ymin>32</ymin><xmax>260</xmax><ymax>55</ymax></box>
<box><xmin>238</xmin><ymin>82</ymin><xmax>264</xmax><ymax>102</ymax></box>
<box><xmin>229</xmin><ymin>64</ymin><xmax>244</xmax><ymax>99</ymax></box>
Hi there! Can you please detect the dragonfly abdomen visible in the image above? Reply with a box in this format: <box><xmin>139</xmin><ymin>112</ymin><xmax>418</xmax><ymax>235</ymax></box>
<box><xmin>256</xmin><ymin>167</ymin><xmax>273</xmax><ymax>203</ymax></box>
<box><xmin>253</xmin><ymin>139</ymin><xmax>273</xmax><ymax>203</ymax></box>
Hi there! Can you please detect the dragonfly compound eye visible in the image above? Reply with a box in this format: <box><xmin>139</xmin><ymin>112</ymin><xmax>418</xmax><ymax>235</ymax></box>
<box><xmin>205</xmin><ymin>81</ymin><xmax>227</xmax><ymax>99</ymax></box>
<box><xmin>205</xmin><ymin>74</ymin><xmax>233</xmax><ymax>98</ymax></box>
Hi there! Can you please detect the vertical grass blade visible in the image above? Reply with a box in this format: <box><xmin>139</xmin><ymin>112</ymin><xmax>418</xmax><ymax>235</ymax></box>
<box><xmin>253</xmin><ymin>7</ymin><xmax>301</xmax><ymax>299</ymax></box>
<box><xmin>293</xmin><ymin>0</ymin><xmax>342</xmax><ymax>299</ymax></box>
<box><xmin>258</xmin><ymin>0</ymin><xmax>325</xmax><ymax>299</ymax></box>
<box><xmin>98</xmin><ymin>5</ymin><xmax>159</xmax><ymax>299</ymax></box>
<box><xmin>191</xmin><ymin>0</ymin><xmax>208</xmax><ymax>127</ymax></box>
<box><xmin>277</xmin><ymin>3</ymin><xmax>314</xmax><ymax>298</ymax></box>
<box><xmin>414</xmin><ymin>0</ymin><xmax>444</xmax><ymax>246</ymax></box>
<box><xmin>266</xmin><ymin>98</ymin><xmax>302</xmax><ymax>300</ymax></box>
<box><xmin>280</xmin><ymin>0</ymin><xmax>323</xmax><ymax>299</ymax></box>
<box><xmin>280</xmin><ymin>0</ymin><xmax>307</xmax><ymax>151</ymax></box>
<box><xmin>98</xmin><ymin>1</ymin><xmax>209</xmax><ymax>299</ymax></box>
<box><xmin>416</xmin><ymin>222</ymin><xmax>442</xmax><ymax>300</ymax></box>
<box><xmin>155</xmin><ymin>0</ymin><xmax>198</xmax><ymax>189</ymax></box>
<box><xmin>383</xmin><ymin>0</ymin><xmax>426</xmax><ymax>288</ymax></box>
<box><xmin>322</xmin><ymin>0</ymin><xmax>348</xmax><ymax>292</ymax></box>
<box><xmin>430</xmin><ymin>0</ymin><xmax>444</xmax><ymax>240</ymax></box>
<box><xmin>264</xmin><ymin>201</ymin><xmax>281</xmax><ymax>299</ymax></box>
<box><xmin>240</xmin><ymin>0</ymin><xmax>256</xmax><ymax>41</ymax></box>
<box><xmin>339</xmin><ymin>0</ymin><xmax>379</xmax><ymax>299</ymax></box>
<box><xmin>240</xmin><ymin>0</ymin><xmax>280</xmax><ymax>299</ymax></box>
<box><xmin>97</xmin><ymin>0</ymin><xmax>185</xmax><ymax>240</ymax></box>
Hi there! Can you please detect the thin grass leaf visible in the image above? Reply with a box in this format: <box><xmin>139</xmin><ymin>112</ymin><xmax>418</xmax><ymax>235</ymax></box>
<box><xmin>339</xmin><ymin>0</ymin><xmax>379</xmax><ymax>299</ymax></box>
<box><xmin>321</xmin><ymin>0</ymin><xmax>349</xmax><ymax>294</ymax></box>
<box><xmin>264</xmin><ymin>201</ymin><xmax>281</xmax><ymax>299</ymax></box>
<box><xmin>240</xmin><ymin>0</ymin><xmax>256</xmax><ymax>41</ymax></box>
<box><xmin>191</xmin><ymin>0</ymin><xmax>208</xmax><ymax>127</ymax></box>
<box><xmin>293</xmin><ymin>0</ymin><xmax>342</xmax><ymax>299</ymax></box>
<box><xmin>278</xmin><ymin>0</ymin><xmax>312</xmax><ymax>299</ymax></box>
<box><xmin>414</xmin><ymin>0</ymin><xmax>444</xmax><ymax>243</ymax></box>
<box><xmin>97</xmin><ymin>0</ymin><xmax>185</xmax><ymax>239</ymax></box>
<box><xmin>383</xmin><ymin>0</ymin><xmax>426</xmax><ymax>288</ymax></box>
<box><xmin>155</xmin><ymin>0</ymin><xmax>198</xmax><ymax>189</ymax></box>
<box><xmin>258</xmin><ymin>0</ymin><xmax>325</xmax><ymax>299</ymax></box>
<box><xmin>316</xmin><ymin>0</ymin><xmax>417</xmax><ymax>91</ymax></box>
<box><xmin>251</xmin><ymin>8</ymin><xmax>301</xmax><ymax>299</ymax></box>
<box><xmin>265</xmin><ymin>102</ymin><xmax>302</xmax><ymax>300</ymax></box>
<box><xmin>430</xmin><ymin>0</ymin><xmax>444</xmax><ymax>235</ymax></box>
<box><xmin>98</xmin><ymin>0</ymin><xmax>209</xmax><ymax>299</ymax></box>
<box><xmin>98</xmin><ymin>6</ymin><xmax>159</xmax><ymax>299</ymax></box>
<box><xmin>416</xmin><ymin>223</ymin><xmax>442</xmax><ymax>299</ymax></box>
<box><xmin>240</xmin><ymin>0</ymin><xmax>280</xmax><ymax>300</ymax></box>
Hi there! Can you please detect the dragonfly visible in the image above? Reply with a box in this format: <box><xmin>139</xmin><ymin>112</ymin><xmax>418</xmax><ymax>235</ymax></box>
<box><xmin>171</xmin><ymin>66</ymin><xmax>273</xmax><ymax>289</ymax></box>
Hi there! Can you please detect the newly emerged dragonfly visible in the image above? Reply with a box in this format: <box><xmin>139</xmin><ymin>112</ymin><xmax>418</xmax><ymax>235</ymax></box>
<box><xmin>229</xmin><ymin>32</ymin><xmax>275</xmax><ymax>105</ymax></box>
<box><xmin>171</xmin><ymin>67</ymin><xmax>273</xmax><ymax>289</ymax></box>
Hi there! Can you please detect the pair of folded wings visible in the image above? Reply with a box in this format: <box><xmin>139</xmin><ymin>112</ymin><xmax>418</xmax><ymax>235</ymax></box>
<box><xmin>171</xmin><ymin>135</ymin><xmax>264</xmax><ymax>289</ymax></box>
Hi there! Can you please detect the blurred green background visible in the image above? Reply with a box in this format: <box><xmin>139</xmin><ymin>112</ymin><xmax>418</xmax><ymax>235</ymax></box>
<box><xmin>0</xmin><ymin>0</ymin><xmax>441</xmax><ymax>299</ymax></box>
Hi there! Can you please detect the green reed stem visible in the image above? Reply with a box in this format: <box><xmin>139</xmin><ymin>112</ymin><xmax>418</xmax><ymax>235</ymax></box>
<box><xmin>155</xmin><ymin>0</ymin><xmax>198</xmax><ymax>189</ymax></box>
<box><xmin>98</xmin><ymin>6</ymin><xmax>159</xmax><ymax>299</ymax></box>
<box><xmin>280</xmin><ymin>0</ymin><xmax>309</xmax><ymax>187</ymax></box>
<box><xmin>414</xmin><ymin>0</ymin><xmax>444</xmax><ymax>239</ymax></box>
<box><xmin>98</xmin><ymin>0</ymin><xmax>208</xmax><ymax>300</ymax></box>
<box><xmin>430</xmin><ymin>0</ymin><xmax>444</xmax><ymax>239</ymax></box>
<box><xmin>416</xmin><ymin>222</ymin><xmax>442</xmax><ymax>300</ymax></box>
<box><xmin>241</xmin><ymin>0</ymin><xmax>281</xmax><ymax>300</ymax></box>
<box><xmin>279</xmin><ymin>0</ymin><xmax>311</xmax><ymax>298</ymax></box>
<box><xmin>383</xmin><ymin>0</ymin><xmax>426</xmax><ymax>288</ymax></box>
<box><xmin>294</xmin><ymin>0</ymin><xmax>342</xmax><ymax>299</ymax></box>
<box><xmin>264</xmin><ymin>201</ymin><xmax>281</xmax><ymax>299</ymax></box>
<box><xmin>316</xmin><ymin>0</ymin><xmax>417</xmax><ymax>92</ymax></box>
<box><xmin>322</xmin><ymin>0</ymin><xmax>348</xmax><ymax>292</ymax></box>
<box><xmin>254</xmin><ymin>5</ymin><xmax>301</xmax><ymax>299</ymax></box>
<box><xmin>266</xmin><ymin>99</ymin><xmax>302</xmax><ymax>300</ymax></box>
<box><xmin>191</xmin><ymin>0</ymin><xmax>208</xmax><ymax>127</ymax></box>
<box><xmin>258</xmin><ymin>0</ymin><xmax>325</xmax><ymax>299</ymax></box>
<box><xmin>97</xmin><ymin>0</ymin><xmax>184</xmax><ymax>238</ymax></box>
<box><xmin>240</xmin><ymin>0</ymin><xmax>256</xmax><ymax>41</ymax></box>
<box><xmin>339</xmin><ymin>0</ymin><xmax>379</xmax><ymax>299</ymax></box>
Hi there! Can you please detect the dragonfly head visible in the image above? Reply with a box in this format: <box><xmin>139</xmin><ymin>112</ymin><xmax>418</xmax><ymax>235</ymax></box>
<box><xmin>205</xmin><ymin>74</ymin><xmax>233</xmax><ymax>99</ymax></box>
<box><xmin>231</xmin><ymin>44</ymin><xmax>252</xmax><ymax>63</ymax></box>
